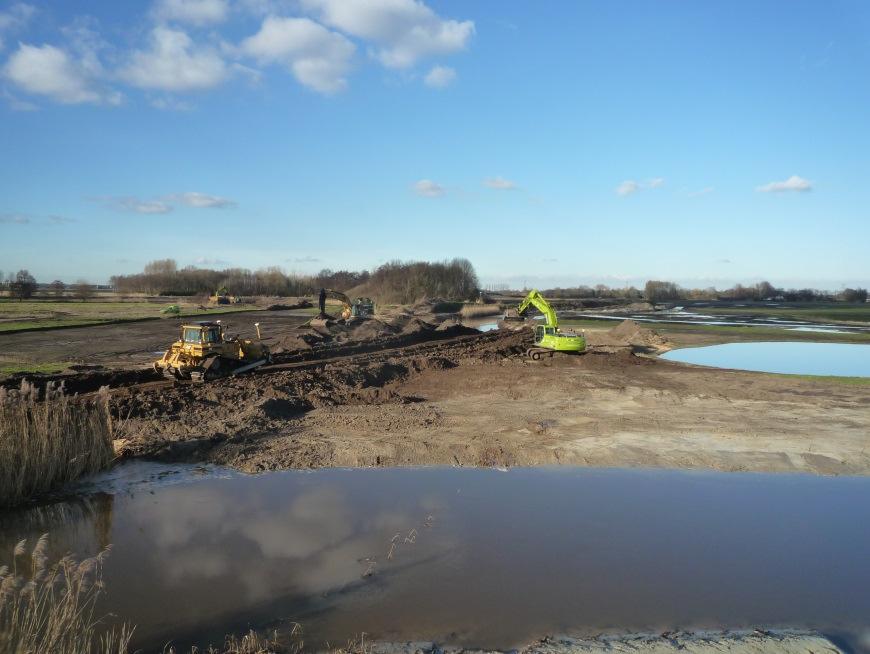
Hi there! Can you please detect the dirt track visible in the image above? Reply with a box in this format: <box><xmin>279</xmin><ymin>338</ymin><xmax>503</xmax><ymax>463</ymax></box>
<box><xmin>96</xmin><ymin>316</ymin><xmax>870</xmax><ymax>477</ymax></box>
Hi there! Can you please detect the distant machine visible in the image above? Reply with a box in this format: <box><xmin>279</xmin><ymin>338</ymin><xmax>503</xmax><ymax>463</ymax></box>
<box><xmin>504</xmin><ymin>290</ymin><xmax>586</xmax><ymax>359</ymax></box>
<box><xmin>313</xmin><ymin>289</ymin><xmax>375</xmax><ymax>326</ymax></box>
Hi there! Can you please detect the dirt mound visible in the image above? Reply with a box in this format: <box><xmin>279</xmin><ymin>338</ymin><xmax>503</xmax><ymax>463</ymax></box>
<box><xmin>399</xmin><ymin>317</ymin><xmax>437</xmax><ymax>335</ymax></box>
<box><xmin>595</xmin><ymin>319</ymin><xmax>671</xmax><ymax>351</ymax></box>
<box><xmin>266</xmin><ymin>300</ymin><xmax>312</xmax><ymax>311</ymax></box>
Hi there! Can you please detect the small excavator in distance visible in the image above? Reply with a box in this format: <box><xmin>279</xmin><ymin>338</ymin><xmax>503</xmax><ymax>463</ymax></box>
<box><xmin>312</xmin><ymin>289</ymin><xmax>375</xmax><ymax>326</ymax></box>
<box><xmin>505</xmin><ymin>290</ymin><xmax>586</xmax><ymax>359</ymax></box>
<box><xmin>154</xmin><ymin>321</ymin><xmax>271</xmax><ymax>382</ymax></box>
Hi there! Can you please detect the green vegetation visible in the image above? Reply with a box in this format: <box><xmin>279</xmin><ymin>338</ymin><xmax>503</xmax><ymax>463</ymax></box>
<box><xmin>0</xmin><ymin>382</ymin><xmax>115</xmax><ymax>508</ymax></box>
<box><xmin>0</xmin><ymin>362</ymin><xmax>72</xmax><ymax>375</ymax></box>
<box><xmin>701</xmin><ymin>304</ymin><xmax>870</xmax><ymax>323</ymax></box>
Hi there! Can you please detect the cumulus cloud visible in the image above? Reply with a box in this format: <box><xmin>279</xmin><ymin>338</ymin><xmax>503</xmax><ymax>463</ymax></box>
<box><xmin>756</xmin><ymin>175</ymin><xmax>812</xmax><ymax>193</ymax></box>
<box><xmin>413</xmin><ymin>179</ymin><xmax>445</xmax><ymax>197</ymax></box>
<box><xmin>121</xmin><ymin>27</ymin><xmax>227</xmax><ymax>92</ymax></box>
<box><xmin>484</xmin><ymin>176</ymin><xmax>517</xmax><ymax>190</ymax></box>
<box><xmin>168</xmin><ymin>191</ymin><xmax>236</xmax><ymax>208</ymax></box>
<box><xmin>301</xmin><ymin>0</ymin><xmax>474</xmax><ymax>69</ymax></box>
<box><xmin>152</xmin><ymin>0</ymin><xmax>229</xmax><ymax>26</ymax></box>
<box><xmin>424</xmin><ymin>64</ymin><xmax>455</xmax><ymax>88</ymax></box>
<box><xmin>238</xmin><ymin>16</ymin><xmax>354</xmax><ymax>93</ymax></box>
<box><xmin>3</xmin><ymin>43</ymin><xmax>118</xmax><ymax>104</ymax></box>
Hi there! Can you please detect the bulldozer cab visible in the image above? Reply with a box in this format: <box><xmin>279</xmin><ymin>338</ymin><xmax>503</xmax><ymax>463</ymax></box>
<box><xmin>182</xmin><ymin>323</ymin><xmax>221</xmax><ymax>344</ymax></box>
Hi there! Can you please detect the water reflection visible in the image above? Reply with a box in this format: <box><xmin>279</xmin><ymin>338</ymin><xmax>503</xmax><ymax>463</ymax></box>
<box><xmin>661</xmin><ymin>342</ymin><xmax>870</xmax><ymax>377</ymax></box>
<box><xmin>2</xmin><ymin>466</ymin><xmax>870</xmax><ymax>652</ymax></box>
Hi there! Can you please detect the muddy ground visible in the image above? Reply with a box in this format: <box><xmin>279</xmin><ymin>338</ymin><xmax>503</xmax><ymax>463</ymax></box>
<box><xmin>0</xmin><ymin>308</ymin><xmax>316</xmax><ymax>370</ymax></box>
<box><xmin>80</xmin><ymin>309</ymin><xmax>870</xmax><ymax>477</ymax></box>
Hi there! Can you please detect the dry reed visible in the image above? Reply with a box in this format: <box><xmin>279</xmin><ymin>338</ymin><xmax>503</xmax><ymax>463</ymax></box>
<box><xmin>0</xmin><ymin>381</ymin><xmax>115</xmax><ymax>508</ymax></box>
<box><xmin>0</xmin><ymin>535</ymin><xmax>133</xmax><ymax>654</ymax></box>
<box><xmin>458</xmin><ymin>304</ymin><xmax>501</xmax><ymax>319</ymax></box>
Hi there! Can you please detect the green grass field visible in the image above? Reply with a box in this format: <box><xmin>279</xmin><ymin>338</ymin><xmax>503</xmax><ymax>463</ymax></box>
<box><xmin>701</xmin><ymin>303</ymin><xmax>870</xmax><ymax>323</ymax></box>
<box><xmin>0</xmin><ymin>299</ymin><xmax>264</xmax><ymax>333</ymax></box>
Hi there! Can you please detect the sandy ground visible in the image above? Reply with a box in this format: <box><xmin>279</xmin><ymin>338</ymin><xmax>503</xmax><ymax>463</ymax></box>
<box><xmin>99</xmin><ymin>317</ymin><xmax>870</xmax><ymax>477</ymax></box>
<box><xmin>373</xmin><ymin>631</ymin><xmax>844</xmax><ymax>654</ymax></box>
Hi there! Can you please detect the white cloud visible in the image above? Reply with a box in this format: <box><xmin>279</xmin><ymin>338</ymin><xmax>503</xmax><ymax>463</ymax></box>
<box><xmin>117</xmin><ymin>198</ymin><xmax>173</xmax><ymax>214</ymax></box>
<box><xmin>288</xmin><ymin>256</ymin><xmax>321</xmax><ymax>263</ymax></box>
<box><xmin>688</xmin><ymin>187</ymin><xmax>714</xmax><ymax>197</ymax></box>
<box><xmin>0</xmin><ymin>3</ymin><xmax>35</xmax><ymax>50</ymax></box>
<box><xmin>2</xmin><ymin>43</ymin><xmax>118</xmax><ymax>104</ymax></box>
<box><xmin>168</xmin><ymin>191</ymin><xmax>236</xmax><ymax>208</ymax></box>
<box><xmin>424</xmin><ymin>64</ymin><xmax>455</xmax><ymax>88</ymax></box>
<box><xmin>121</xmin><ymin>27</ymin><xmax>227</xmax><ymax>92</ymax></box>
<box><xmin>413</xmin><ymin>179</ymin><xmax>445</xmax><ymax>197</ymax></box>
<box><xmin>616</xmin><ymin>178</ymin><xmax>665</xmax><ymax>196</ymax></box>
<box><xmin>484</xmin><ymin>176</ymin><xmax>516</xmax><ymax>190</ymax></box>
<box><xmin>194</xmin><ymin>257</ymin><xmax>230</xmax><ymax>265</ymax></box>
<box><xmin>238</xmin><ymin>16</ymin><xmax>354</xmax><ymax>93</ymax></box>
<box><xmin>152</xmin><ymin>0</ymin><xmax>229</xmax><ymax>26</ymax></box>
<box><xmin>0</xmin><ymin>212</ymin><xmax>74</xmax><ymax>225</ymax></box>
<box><xmin>301</xmin><ymin>0</ymin><xmax>474</xmax><ymax>69</ymax></box>
<box><xmin>616</xmin><ymin>180</ymin><xmax>640</xmax><ymax>196</ymax></box>
<box><xmin>756</xmin><ymin>175</ymin><xmax>812</xmax><ymax>193</ymax></box>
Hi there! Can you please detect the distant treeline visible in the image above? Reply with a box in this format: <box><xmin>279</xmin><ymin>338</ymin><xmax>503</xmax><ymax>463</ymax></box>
<box><xmin>106</xmin><ymin>258</ymin><xmax>480</xmax><ymax>303</ymax></box>
<box><xmin>537</xmin><ymin>280</ymin><xmax>868</xmax><ymax>304</ymax></box>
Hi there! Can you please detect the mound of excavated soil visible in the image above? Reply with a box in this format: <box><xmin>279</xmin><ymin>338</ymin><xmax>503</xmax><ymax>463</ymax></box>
<box><xmin>588</xmin><ymin>319</ymin><xmax>671</xmax><ymax>351</ymax></box>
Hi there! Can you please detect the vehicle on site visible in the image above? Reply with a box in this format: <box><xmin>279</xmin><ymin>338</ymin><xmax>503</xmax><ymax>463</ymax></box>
<box><xmin>505</xmin><ymin>290</ymin><xmax>586</xmax><ymax>359</ymax></box>
<box><xmin>153</xmin><ymin>321</ymin><xmax>271</xmax><ymax>382</ymax></box>
<box><xmin>208</xmin><ymin>287</ymin><xmax>239</xmax><ymax>305</ymax></box>
<box><xmin>313</xmin><ymin>289</ymin><xmax>375</xmax><ymax>325</ymax></box>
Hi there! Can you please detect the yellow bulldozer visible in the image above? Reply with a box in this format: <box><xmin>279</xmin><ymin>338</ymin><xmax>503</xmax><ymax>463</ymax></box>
<box><xmin>153</xmin><ymin>321</ymin><xmax>271</xmax><ymax>382</ymax></box>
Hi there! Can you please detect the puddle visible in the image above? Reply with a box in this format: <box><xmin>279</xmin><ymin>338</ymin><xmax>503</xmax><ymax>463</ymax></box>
<box><xmin>661</xmin><ymin>342</ymin><xmax>870</xmax><ymax>377</ymax></box>
<box><xmin>2</xmin><ymin>466</ymin><xmax>870</xmax><ymax>651</ymax></box>
<box><xmin>475</xmin><ymin>322</ymin><xmax>499</xmax><ymax>332</ymax></box>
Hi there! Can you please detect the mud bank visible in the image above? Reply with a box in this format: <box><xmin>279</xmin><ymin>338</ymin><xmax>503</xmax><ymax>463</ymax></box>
<box><xmin>372</xmin><ymin>631</ymin><xmax>843</xmax><ymax>654</ymax></box>
<box><xmin>105</xmin><ymin>318</ymin><xmax>870</xmax><ymax>476</ymax></box>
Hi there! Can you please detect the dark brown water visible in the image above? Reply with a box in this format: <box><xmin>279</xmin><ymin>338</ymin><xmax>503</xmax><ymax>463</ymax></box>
<box><xmin>2</xmin><ymin>463</ymin><xmax>869</xmax><ymax>652</ymax></box>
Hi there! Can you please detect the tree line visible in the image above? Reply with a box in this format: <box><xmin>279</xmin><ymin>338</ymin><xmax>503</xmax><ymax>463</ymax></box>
<box><xmin>0</xmin><ymin>270</ymin><xmax>94</xmax><ymax>301</ymax></box>
<box><xmin>537</xmin><ymin>280</ymin><xmax>867</xmax><ymax>304</ymax></box>
<box><xmin>108</xmin><ymin>258</ymin><xmax>480</xmax><ymax>303</ymax></box>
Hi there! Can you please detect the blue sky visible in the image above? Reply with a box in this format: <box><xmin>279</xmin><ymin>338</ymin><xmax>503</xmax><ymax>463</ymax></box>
<box><xmin>1</xmin><ymin>0</ymin><xmax>868</xmax><ymax>290</ymax></box>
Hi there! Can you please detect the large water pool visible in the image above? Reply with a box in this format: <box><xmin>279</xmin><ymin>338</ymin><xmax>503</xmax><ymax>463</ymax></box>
<box><xmin>661</xmin><ymin>341</ymin><xmax>870</xmax><ymax>377</ymax></box>
<box><xmin>1</xmin><ymin>463</ymin><xmax>869</xmax><ymax>652</ymax></box>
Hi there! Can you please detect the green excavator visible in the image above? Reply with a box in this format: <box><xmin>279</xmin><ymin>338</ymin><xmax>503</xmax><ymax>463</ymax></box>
<box><xmin>505</xmin><ymin>290</ymin><xmax>586</xmax><ymax>359</ymax></box>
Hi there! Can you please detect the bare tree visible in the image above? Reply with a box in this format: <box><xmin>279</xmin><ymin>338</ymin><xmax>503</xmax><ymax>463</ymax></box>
<box><xmin>49</xmin><ymin>279</ymin><xmax>66</xmax><ymax>298</ymax></box>
<box><xmin>72</xmin><ymin>280</ymin><xmax>94</xmax><ymax>302</ymax></box>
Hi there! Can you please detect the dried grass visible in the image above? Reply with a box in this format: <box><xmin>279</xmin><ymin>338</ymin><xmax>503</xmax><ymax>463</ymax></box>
<box><xmin>0</xmin><ymin>535</ymin><xmax>133</xmax><ymax>654</ymax></box>
<box><xmin>458</xmin><ymin>304</ymin><xmax>501</xmax><ymax>319</ymax></box>
<box><xmin>0</xmin><ymin>381</ymin><xmax>115</xmax><ymax>508</ymax></box>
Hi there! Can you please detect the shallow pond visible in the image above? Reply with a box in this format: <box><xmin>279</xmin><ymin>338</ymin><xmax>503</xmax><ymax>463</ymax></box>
<box><xmin>661</xmin><ymin>341</ymin><xmax>870</xmax><ymax>377</ymax></box>
<box><xmin>3</xmin><ymin>464</ymin><xmax>870</xmax><ymax>651</ymax></box>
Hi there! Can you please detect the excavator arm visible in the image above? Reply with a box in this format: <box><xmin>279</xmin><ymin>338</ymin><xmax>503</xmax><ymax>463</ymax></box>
<box><xmin>324</xmin><ymin>289</ymin><xmax>353</xmax><ymax>320</ymax></box>
<box><xmin>515</xmin><ymin>290</ymin><xmax>559</xmax><ymax>328</ymax></box>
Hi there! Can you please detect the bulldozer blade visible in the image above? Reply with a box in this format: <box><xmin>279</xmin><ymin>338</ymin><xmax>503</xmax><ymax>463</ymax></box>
<box><xmin>231</xmin><ymin>358</ymin><xmax>268</xmax><ymax>376</ymax></box>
